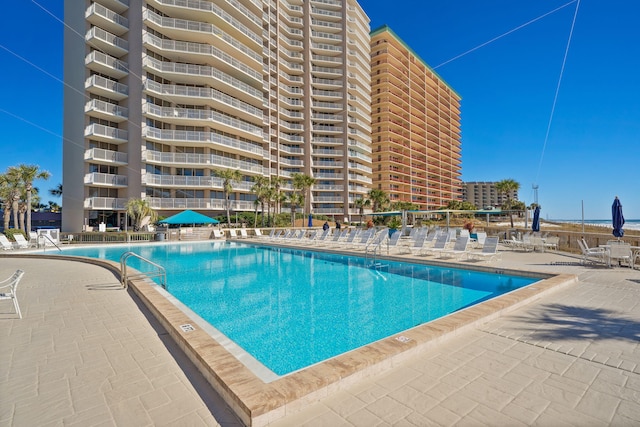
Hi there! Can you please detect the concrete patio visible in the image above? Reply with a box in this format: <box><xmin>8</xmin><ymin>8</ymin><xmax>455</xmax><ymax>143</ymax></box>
<box><xmin>1</xmin><ymin>248</ymin><xmax>639</xmax><ymax>426</ymax></box>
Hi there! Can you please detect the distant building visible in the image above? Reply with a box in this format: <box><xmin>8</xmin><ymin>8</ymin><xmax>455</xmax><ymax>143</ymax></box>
<box><xmin>462</xmin><ymin>182</ymin><xmax>517</xmax><ymax>209</ymax></box>
<box><xmin>370</xmin><ymin>26</ymin><xmax>462</xmax><ymax>210</ymax></box>
<box><xmin>0</xmin><ymin>211</ymin><xmax>61</xmax><ymax>232</ymax></box>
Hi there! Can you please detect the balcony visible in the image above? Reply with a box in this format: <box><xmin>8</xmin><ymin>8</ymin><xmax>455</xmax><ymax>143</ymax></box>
<box><xmin>85</xmin><ymin>26</ymin><xmax>128</xmax><ymax>58</ymax></box>
<box><xmin>84</xmin><ymin>123</ymin><xmax>128</xmax><ymax>144</ymax></box>
<box><xmin>143</xmin><ymin>127</ymin><xmax>265</xmax><ymax>158</ymax></box>
<box><xmin>142</xmin><ymin>104</ymin><xmax>263</xmax><ymax>139</ymax></box>
<box><xmin>86</xmin><ymin>2</ymin><xmax>128</xmax><ymax>36</ymax></box>
<box><xmin>144</xmin><ymin>150</ymin><xmax>264</xmax><ymax>174</ymax></box>
<box><xmin>85</xmin><ymin>51</ymin><xmax>128</xmax><ymax>79</ymax></box>
<box><xmin>84</xmin><ymin>148</ymin><xmax>128</xmax><ymax>165</ymax></box>
<box><xmin>143</xmin><ymin>80</ymin><xmax>263</xmax><ymax>121</ymax></box>
<box><xmin>142</xmin><ymin>57</ymin><xmax>263</xmax><ymax>103</ymax></box>
<box><xmin>85</xmin><ymin>99</ymin><xmax>128</xmax><ymax>122</ymax></box>
<box><xmin>84</xmin><ymin>197</ymin><xmax>128</xmax><ymax>210</ymax></box>
<box><xmin>94</xmin><ymin>0</ymin><xmax>129</xmax><ymax>14</ymax></box>
<box><xmin>85</xmin><ymin>75</ymin><xmax>128</xmax><ymax>100</ymax></box>
<box><xmin>148</xmin><ymin>198</ymin><xmax>255</xmax><ymax>211</ymax></box>
<box><xmin>143</xmin><ymin>174</ymin><xmax>254</xmax><ymax>192</ymax></box>
<box><xmin>84</xmin><ymin>172</ymin><xmax>128</xmax><ymax>187</ymax></box>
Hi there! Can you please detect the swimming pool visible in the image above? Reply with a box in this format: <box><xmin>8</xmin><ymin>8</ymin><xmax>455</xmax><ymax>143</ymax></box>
<box><xmin>60</xmin><ymin>241</ymin><xmax>537</xmax><ymax>377</ymax></box>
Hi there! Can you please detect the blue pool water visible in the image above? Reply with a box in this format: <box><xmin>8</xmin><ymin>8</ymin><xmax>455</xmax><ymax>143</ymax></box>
<box><xmin>59</xmin><ymin>241</ymin><xmax>537</xmax><ymax>376</ymax></box>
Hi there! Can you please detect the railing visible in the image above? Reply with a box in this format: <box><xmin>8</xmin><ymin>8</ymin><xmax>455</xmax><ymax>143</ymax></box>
<box><xmin>120</xmin><ymin>252</ymin><xmax>166</xmax><ymax>290</ymax></box>
<box><xmin>38</xmin><ymin>234</ymin><xmax>62</xmax><ymax>252</ymax></box>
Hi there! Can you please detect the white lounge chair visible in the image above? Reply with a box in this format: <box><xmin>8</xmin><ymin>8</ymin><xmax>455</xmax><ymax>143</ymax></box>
<box><xmin>228</xmin><ymin>229</ymin><xmax>238</xmax><ymax>238</ymax></box>
<box><xmin>213</xmin><ymin>230</ymin><xmax>225</xmax><ymax>239</ymax></box>
<box><xmin>607</xmin><ymin>240</ymin><xmax>634</xmax><ymax>268</ymax></box>
<box><xmin>13</xmin><ymin>234</ymin><xmax>32</xmax><ymax>249</ymax></box>
<box><xmin>0</xmin><ymin>235</ymin><xmax>14</xmax><ymax>250</ymax></box>
<box><xmin>466</xmin><ymin>236</ymin><xmax>501</xmax><ymax>262</ymax></box>
<box><xmin>577</xmin><ymin>238</ymin><xmax>609</xmax><ymax>266</ymax></box>
<box><xmin>0</xmin><ymin>269</ymin><xmax>25</xmax><ymax>318</ymax></box>
<box><xmin>439</xmin><ymin>236</ymin><xmax>469</xmax><ymax>259</ymax></box>
<box><xmin>420</xmin><ymin>233</ymin><xmax>449</xmax><ymax>256</ymax></box>
<box><xmin>239</xmin><ymin>229</ymin><xmax>249</xmax><ymax>238</ymax></box>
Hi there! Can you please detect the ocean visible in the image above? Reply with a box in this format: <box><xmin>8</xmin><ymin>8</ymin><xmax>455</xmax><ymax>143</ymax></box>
<box><xmin>551</xmin><ymin>219</ymin><xmax>640</xmax><ymax>232</ymax></box>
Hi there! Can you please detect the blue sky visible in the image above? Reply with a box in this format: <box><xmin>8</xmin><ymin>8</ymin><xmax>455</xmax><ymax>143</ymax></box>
<box><xmin>1</xmin><ymin>1</ymin><xmax>638</xmax><ymax>219</ymax></box>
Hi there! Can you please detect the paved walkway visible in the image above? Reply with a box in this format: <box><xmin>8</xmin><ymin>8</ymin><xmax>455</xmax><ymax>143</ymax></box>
<box><xmin>1</xmin><ymin>249</ymin><xmax>639</xmax><ymax>426</ymax></box>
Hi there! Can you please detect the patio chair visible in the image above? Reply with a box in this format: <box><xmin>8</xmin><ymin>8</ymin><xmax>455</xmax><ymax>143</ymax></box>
<box><xmin>0</xmin><ymin>235</ymin><xmax>14</xmax><ymax>250</ymax></box>
<box><xmin>239</xmin><ymin>229</ymin><xmax>249</xmax><ymax>238</ymax></box>
<box><xmin>228</xmin><ymin>229</ymin><xmax>238</xmax><ymax>238</ymax></box>
<box><xmin>543</xmin><ymin>236</ymin><xmax>559</xmax><ymax>251</ymax></box>
<box><xmin>607</xmin><ymin>240</ymin><xmax>634</xmax><ymax>268</ymax></box>
<box><xmin>439</xmin><ymin>236</ymin><xmax>469</xmax><ymax>259</ymax></box>
<box><xmin>466</xmin><ymin>236</ymin><xmax>501</xmax><ymax>262</ymax></box>
<box><xmin>577</xmin><ymin>238</ymin><xmax>609</xmax><ymax>266</ymax></box>
<box><xmin>212</xmin><ymin>230</ymin><xmax>225</xmax><ymax>239</ymax></box>
<box><xmin>420</xmin><ymin>233</ymin><xmax>449</xmax><ymax>257</ymax></box>
<box><xmin>13</xmin><ymin>234</ymin><xmax>32</xmax><ymax>249</ymax></box>
<box><xmin>0</xmin><ymin>269</ymin><xmax>25</xmax><ymax>318</ymax></box>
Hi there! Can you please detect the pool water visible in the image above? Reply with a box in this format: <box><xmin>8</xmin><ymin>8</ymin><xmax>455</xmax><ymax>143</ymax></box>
<box><xmin>60</xmin><ymin>241</ymin><xmax>537</xmax><ymax>376</ymax></box>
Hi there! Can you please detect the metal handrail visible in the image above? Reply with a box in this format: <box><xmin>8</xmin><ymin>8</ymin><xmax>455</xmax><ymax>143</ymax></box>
<box><xmin>120</xmin><ymin>252</ymin><xmax>166</xmax><ymax>290</ymax></box>
<box><xmin>39</xmin><ymin>234</ymin><xmax>62</xmax><ymax>252</ymax></box>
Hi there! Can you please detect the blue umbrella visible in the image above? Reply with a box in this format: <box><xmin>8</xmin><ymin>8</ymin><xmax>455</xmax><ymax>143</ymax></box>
<box><xmin>308</xmin><ymin>214</ymin><xmax>313</xmax><ymax>227</ymax></box>
<box><xmin>612</xmin><ymin>196</ymin><xmax>625</xmax><ymax>238</ymax></box>
<box><xmin>532</xmin><ymin>206</ymin><xmax>541</xmax><ymax>232</ymax></box>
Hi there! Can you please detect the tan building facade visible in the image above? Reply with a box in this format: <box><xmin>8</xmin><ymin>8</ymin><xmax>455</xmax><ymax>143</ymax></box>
<box><xmin>63</xmin><ymin>0</ymin><xmax>371</xmax><ymax>231</ymax></box>
<box><xmin>370</xmin><ymin>26</ymin><xmax>462</xmax><ymax>210</ymax></box>
<box><xmin>462</xmin><ymin>181</ymin><xmax>518</xmax><ymax>209</ymax></box>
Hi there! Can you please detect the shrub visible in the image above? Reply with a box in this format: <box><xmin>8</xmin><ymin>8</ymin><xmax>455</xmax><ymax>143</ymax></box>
<box><xmin>2</xmin><ymin>229</ymin><xmax>27</xmax><ymax>242</ymax></box>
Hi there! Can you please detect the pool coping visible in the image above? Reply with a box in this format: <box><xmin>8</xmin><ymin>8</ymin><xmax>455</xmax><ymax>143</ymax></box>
<box><xmin>8</xmin><ymin>248</ymin><xmax>578</xmax><ymax>426</ymax></box>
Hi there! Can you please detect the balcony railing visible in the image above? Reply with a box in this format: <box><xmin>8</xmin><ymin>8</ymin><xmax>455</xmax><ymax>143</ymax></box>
<box><xmin>84</xmin><ymin>148</ymin><xmax>128</xmax><ymax>164</ymax></box>
<box><xmin>85</xmin><ymin>50</ymin><xmax>128</xmax><ymax>78</ymax></box>
<box><xmin>84</xmin><ymin>123</ymin><xmax>128</xmax><ymax>142</ymax></box>
<box><xmin>84</xmin><ymin>197</ymin><xmax>128</xmax><ymax>210</ymax></box>
<box><xmin>144</xmin><ymin>150</ymin><xmax>264</xmax><ymax>174</ymax></box>
<box><xmin>85</xmin><ymin>99</ymin><xmax>128</xmax><ymax>121</ymax></box>
<box><xmin>143</xmin><ymin>127</ymin><xmax>265</xmax><ymax>157</ymax></box>
<box><xmin>84</xmin><ymin>172</ymin><xmax>128</xmax><ymax>187</ymax></box>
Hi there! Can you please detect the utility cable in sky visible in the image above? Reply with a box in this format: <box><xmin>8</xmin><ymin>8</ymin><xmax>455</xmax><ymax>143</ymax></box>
<box><xmin>434</xmin><ymin>0</ymin><xmax>578</xmax><ymax>69</ymax></box>
<box><xmin>535</xmin><ymin>0</ymin><xmax>581</xmax><ymax>184</ymax></box>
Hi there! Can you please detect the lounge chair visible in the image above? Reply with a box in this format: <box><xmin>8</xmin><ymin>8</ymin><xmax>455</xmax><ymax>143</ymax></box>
<box><xmin>439</xmin><ymin>236</ymin><xmax>469</xmax><ymax>259</ymax></box>
<box><xmin>213</xmin><ymin>230</ymin><xmax>225</xmax><ymax>239</ymax></box>
<box><xmin>253</xmin><ymin>229</ymin><xmax>264</xmax><ymax>238</ymax></box>
<box><xmin>13</xmin><ymin>234</ymin><xmax>32</xmax><ymax>249</ymax></box>
<box><xmin>0</xmin><ymin>235</ymin><xmax>14</xmax><ymax>250</ymax></box>
<box><xmin>466</xmin><ymin>236</ymin><xmax>501</xmax><ymax>262</ymax></box>
<box><xmin>0</xmin><ymin>269</ymin><xmax>25</xmax><ymax>318</ymax></box>
<box><xmin>239</xmin><ymin>229</ymin><xmax>249</xmax><ymax>239</ymax></box>
<box><xmin>577</xmin><ymin>238</ymin><xmax>609</xmax><ymax>266</ymax></box>
<box><xmin>228</xmin><ymin>229</ymin><xmax>238</xmax><ymax>238</ymax></box>
<box><xmin>419</xmin><ymin>233</ymin><xmax>449</xmax><ymax>256</ymax></box>
<box><xmin>543</xmin><ymin>236</ymin><xmax>559</xmax><ymax>251</ymax></box>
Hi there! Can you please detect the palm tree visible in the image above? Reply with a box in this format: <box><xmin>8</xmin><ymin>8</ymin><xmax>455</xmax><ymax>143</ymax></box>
<box><xmin>126</xmin><ymin>198</ymin><xmax>157</xmax><ymax>231</ymax></box>
<box><xmin>354</xmin><ymin>196</ymin><xmax>370</xmax><ymax>226</ymax></box>
<box><xmin>49</xmin><ymin>183</ymin><xmax>62</xmax><ymax>198</ymax></box>
<box><xmin>286</xmin><ymin>192</ymin><xmax>304</xmax><ymax>227</ymax></box>
<box><xmin>291</xmin><ymin>173</ymin><xmax>316</xmax><ymax>222</ymax></box>
<box><xmin>367</xmin><ymin>188</ymin><xmax>389</xmax><ymax>213</ymax></box>
<box><xmin>495</xmin><ymin>179</ymin><xmax>520</xmax><ymax>228</ymax></box>
<box><xmin>270</xmin><ymin>176</ymin><xmax>284</xmax><ymax>214</ymax></box>
<box><xmin>251</xmin><ymin>176</ymin><xmax>269</xmax><ymax>227</ymax></box>
<box><xmin>0</xmin><ymin>173</ymin><xmax>13</xmax><ymax>231</ymax></box>
<box><xmin>214</xmin><ymin>169</ymin><xmax>242</xmax><ymax>226</ymax></box>
<box><xmin>10</xmin><ymin>164</ymin><xmax>50</xmax><ymax>233</ymax></box>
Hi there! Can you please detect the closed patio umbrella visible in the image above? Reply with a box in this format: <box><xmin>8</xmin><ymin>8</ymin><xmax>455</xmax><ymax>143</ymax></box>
<box><xmin>532</xmin><ymin>206</ymin><xmax>541</xmax><ymax>232</ymax></box>
<box><xmin>612</xmin><ymin>196</ymin><xmax>625</xmax><ymax>238</ymax></box>
<box><xmin>308</xmin><ymin>214</ymin><xmax>313</xmax><ymax>227</ymax></box>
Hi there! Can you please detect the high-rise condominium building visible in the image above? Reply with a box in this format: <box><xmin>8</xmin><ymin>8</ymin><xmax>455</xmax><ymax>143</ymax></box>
<box><xmin>462</xmin><ymin>181</ymin><xmax>518</xmax><ymax>210</ymax></box>
<box><xmin>63</xmin><ymin>0</ymin><xmax>371</xmax><ymax>231</ymax></box>
<box><xmin>370</xmin><ymin>26</ymin><xmax>462</xmax><ymax>211</ymax></box>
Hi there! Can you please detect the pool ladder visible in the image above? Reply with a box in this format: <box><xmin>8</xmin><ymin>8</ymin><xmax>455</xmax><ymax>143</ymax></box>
<box><xmin>365</xmin><ymin>240</ymin><xmax>388</xmax><ymax>270</ymax></box>
<box><xmin>120</xmin><ymin>252</ymin><xmax>167</xmax><ymax>290</ymax></box>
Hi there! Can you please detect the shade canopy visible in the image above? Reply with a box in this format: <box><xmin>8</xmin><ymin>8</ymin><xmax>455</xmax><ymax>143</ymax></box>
<box><xmin>612</xmin><ymin>196</ymin><xmax>625</xmax><ymax>238</ymax></box>
<box><xmin>158</xmin><ymin>210</ymin><xmax>219</xmax><ymax>225</ymax></box>
<box><xmin>532</xmin><ymin>206</ymin><xmax>541</xmax><ymax>232</ymax></box>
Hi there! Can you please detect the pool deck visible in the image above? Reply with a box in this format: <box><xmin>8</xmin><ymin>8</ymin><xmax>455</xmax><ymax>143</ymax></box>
<box><xmin>2</xmin><ymin>245</ymin><xmax>640</xmax><ymax>426</ymax></box>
